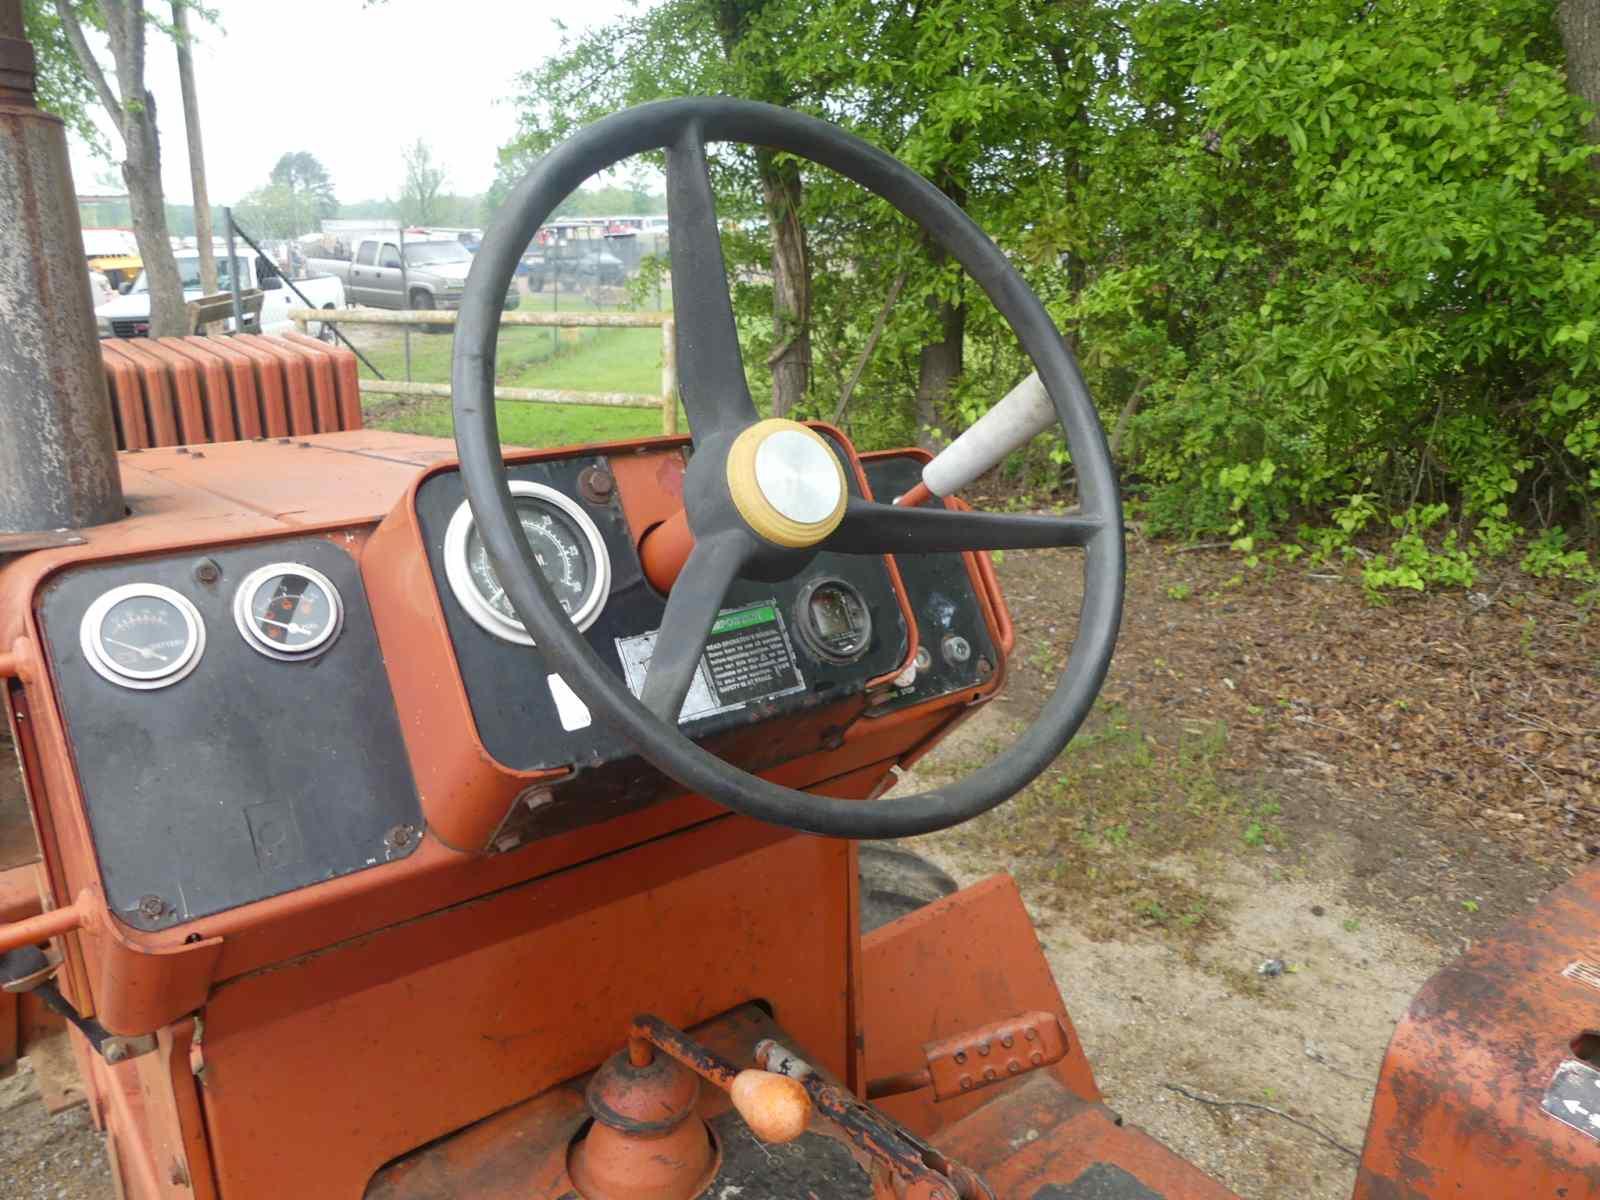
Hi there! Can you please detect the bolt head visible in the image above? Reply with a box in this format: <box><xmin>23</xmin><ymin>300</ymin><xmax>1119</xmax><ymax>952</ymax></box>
<box><xmin>137</xmin><ymin>895</ymin><xmax>165</xmax><ymax>920</ymax></box>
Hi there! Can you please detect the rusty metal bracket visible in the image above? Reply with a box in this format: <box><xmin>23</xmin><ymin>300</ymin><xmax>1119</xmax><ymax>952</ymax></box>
<box><xmin>866</xmin><ymin>1010</ymin><xmax>1071</xmax><ymax>1103</ymax></box>
<box><xmin>1</xmin><ymin>946</ymin><xmax>154</xmax><ymax>1064</ymax></box>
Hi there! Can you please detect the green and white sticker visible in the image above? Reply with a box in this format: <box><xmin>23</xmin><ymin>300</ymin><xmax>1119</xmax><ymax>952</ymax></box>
<box><xmin>616</xmin><ymin>599</ymin><xmax>805</xmax><ymax>724</ymax></box>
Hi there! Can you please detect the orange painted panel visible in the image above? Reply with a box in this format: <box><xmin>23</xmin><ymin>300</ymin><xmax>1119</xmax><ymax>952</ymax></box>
<box><xmin>199</xmin><ymin>821</ymin><xmax>855</xmax><ymax>1200</ymax></box>
<box><xmin>862</xmin><ymin>874</ymin><xmax>1099</xmax><ymax>1139</ymax></box>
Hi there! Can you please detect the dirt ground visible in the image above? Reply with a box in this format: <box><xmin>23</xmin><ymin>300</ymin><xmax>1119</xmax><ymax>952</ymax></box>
<box><xmin>2</xmin><ymin>537</ymin><xmax>1594</xmax><ymax>1199</ymax></box>
<box><xmin>899</xmin><ymin>536</ymin><xmax>1595</xmax><ymax>1199</ymax></box>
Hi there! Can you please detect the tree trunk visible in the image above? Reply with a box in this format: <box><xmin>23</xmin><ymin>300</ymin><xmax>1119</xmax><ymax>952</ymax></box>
<box><xmin>121</xmin><ymin>90</ymin><xmax>184</xmax><ymax>335</ymax></box>
<box><xmin>172</xmin><ymin>0</ymin><xmax>215</xmax><ymax>297</ymax></box>
<box><xmin>915</xmin><ymin>297</ymin><xmax>964</xmax><ymax>451</ymax></box>
<box><xmin>1559</xmin><ymin>0</ymin><xmax>1600</xmax><ymax>146</ymax></box>
<box><xmin>757</xmin><ymin>148</ymin><xmax>809</xmax><ymax>418</ymax></box>
<box><xmin>90</xmin><ymin>0</ymin><xmax>185</xmax><ymax>336</ymax></box>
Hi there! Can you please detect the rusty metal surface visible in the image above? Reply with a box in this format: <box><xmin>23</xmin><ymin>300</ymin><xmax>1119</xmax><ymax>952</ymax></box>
<box><xmin>933</xmin><ymin>1072</ymin><xmax>1237</xmax><ymax>1200</ymax></box>
<box><xmin>1354</xmin><ymin>863</ymin><xmax>1600</xmax><ymax>1199</ymax></box>
<box><xmin>0</xmin><ymin>75</ymin><xmax>124</xmax><ymax>532</ymax></box>
<box><xmin>923</xmin><ymin>1012</ymin><xmax>1072</xmax><ymax>1102</ymax></box>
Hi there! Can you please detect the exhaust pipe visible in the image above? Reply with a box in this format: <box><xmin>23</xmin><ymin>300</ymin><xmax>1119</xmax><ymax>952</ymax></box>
<box><xmin>0</xmin><ymin>0</ymin><xmax>123</xmax><ymax>534</ymax></box>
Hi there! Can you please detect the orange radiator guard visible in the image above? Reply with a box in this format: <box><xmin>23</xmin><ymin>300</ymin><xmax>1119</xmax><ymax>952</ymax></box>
<box><xmin>98</xmin><ymin>334</ymin><xmax>362</xmax><ymax>450</ymax></box>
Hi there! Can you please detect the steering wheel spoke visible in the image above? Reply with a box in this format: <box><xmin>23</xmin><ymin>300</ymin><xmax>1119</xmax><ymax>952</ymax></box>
<box><xmin>826</xmin><ymin>497</ymin><xmax>1103</xmax><ymax>556</ymax></box>
<box><xmin>667</xmin><ymin>126</ymin><xmax>758</xmax><ymax>442</ymax></box>
<box><xmin>638</xmin><ymin>530</ymin><xmax>753</xmax><ymax>724</ymax></box>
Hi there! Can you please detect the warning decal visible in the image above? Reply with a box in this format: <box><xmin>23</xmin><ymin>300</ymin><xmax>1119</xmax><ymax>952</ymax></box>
<box><xmin>616</xmin><ymin>600</ymin><xmax>806</xmax><ymax>723</ymax></box>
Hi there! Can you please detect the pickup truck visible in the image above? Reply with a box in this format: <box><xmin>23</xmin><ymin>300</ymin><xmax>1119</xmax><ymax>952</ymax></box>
<box><xmin>95</xmin><ymin>252</ymin><xmax>345</xmax><ymax>338</ymax></box>
<box><xmin>306</xmin><ymin>238</ymin><xmax>520</xmax><ymax>311</ymax></box>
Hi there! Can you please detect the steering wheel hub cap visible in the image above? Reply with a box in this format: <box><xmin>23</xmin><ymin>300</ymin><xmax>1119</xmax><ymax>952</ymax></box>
<box><xmin>726</xmin><ymin>419</ymin><xmax>847</xmax><ymax>548</ymax></box>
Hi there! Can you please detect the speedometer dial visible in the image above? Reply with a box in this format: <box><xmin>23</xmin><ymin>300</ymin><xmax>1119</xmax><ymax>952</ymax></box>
<box><xmin>79</xmin><ymin>583</ymin><xmax>206</xmax><ymax>690</ymax></box>
<box><xmin>443</xmin><ymin>481</ymin><xmax>611</xmax><ymax>645</ymax></box>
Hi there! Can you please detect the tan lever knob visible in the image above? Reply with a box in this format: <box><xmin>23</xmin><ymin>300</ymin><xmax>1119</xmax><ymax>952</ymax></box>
<box><xmin>730</xmin><ymin>1068</ymin><xmax>811</xmax><ymax>1144</ymax></box>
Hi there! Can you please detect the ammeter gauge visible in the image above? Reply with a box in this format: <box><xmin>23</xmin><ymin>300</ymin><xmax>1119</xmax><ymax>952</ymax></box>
<box><xmin>795</xmin><ymin>577</ymin><xmax>873</xmax><ymax>664</ymax></box>
<box><xmin>79</xmin><ymin>583</ymin><xmax>206</xmax><ymax>690</ymax></box>
<box><xmin>233</xmin><ymin>562</ymin><xmax>345</xmax><ymax>661</ymax></box>
<box><xmin>443</xmin><ymin>481</ymin><xmax>612</xmax><ymax>646</ymax></box>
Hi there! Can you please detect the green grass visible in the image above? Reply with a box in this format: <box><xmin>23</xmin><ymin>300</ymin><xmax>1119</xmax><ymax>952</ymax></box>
<box><xmin>356</xmin><ymin>295</ymin><xmax>678</xmax><ymax>448</ymax></box>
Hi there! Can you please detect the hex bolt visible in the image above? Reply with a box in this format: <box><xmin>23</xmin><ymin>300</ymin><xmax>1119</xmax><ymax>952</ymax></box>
<box><xmin>385</xmin><ymin>824</ymin><xmax>415</xmax><ymax>850</ymax></box>
<box><xmin>1008</xmin><ymin>1061</ymin><xmax>1022</xmax><ymax>1075</ymax></box>
<box><xmin>137</xmin><ymin>895</ymin><xmax>165</xmax><ymax>921</ymax></box>
<box><xmin>941</xmin><ymin>634</ymin><xmax>972</xmax><ymax>665</ymax></box>
<box><xmin>983</xmin><ymin>1067</ymin><xmax>998</xmax><ymax>1082</ymax></box>
<box><xmin>578</xmin><ymin>466</ymin><xmax>615</xmax><ymax>504</ymax></box>
<box><xmin>192</xmin><ymin>558</ymin><xmax>221</xmax><ymax>585</ymax></box>
<box><xmin>103</xmin><ymin>1042</ymin><xmax>128</xmax><ymax>1064</ymax></box>
<box><xmin>958</xmin><ymin>1074</ymin><xmax>973</xmax><ymax>1090</ymax></box>
<box><xmin>977</xmin><ymin>656</ymin><xmax>994</xmax><ymax>678</ymax></box>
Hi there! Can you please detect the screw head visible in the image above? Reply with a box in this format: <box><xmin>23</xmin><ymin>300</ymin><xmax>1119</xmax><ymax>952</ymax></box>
<box><xmin>953</xmin><ymin>1050</ymin><xmax>966</xmax><ymax>1065</ymax></box>
<box><xmin>1030</xmin><ymin>1051</ymin><xmax>1044</xmax><ymax>1066</ymax></box>
<box><xmin>385</xmin><ymin>824</ymin><xmax>416</xmax><ymax>850</ymax></box>
<box><xmin>103</xmin><ymin>1042</ymin><xmax>128</xmax><ymax>1063</ymax></box>
<box><xmin>1001</xmin><ymin>1034</ymin><xmax>1015</xmax><ymax>1049</ymax></box>
<box><xmin>192</xmin><ymin>558</ymin><xmax>221</xmax><ymax>585</ymax></box>
<box><xmin>958</xmin><ymin>1074</ymin><xmax>973</xmax><ymax>1090</ymax></box>
<box><xmin>137</xmin><ymin>895</ymin><xmax>166</xmax><ymax>920</ymax></box>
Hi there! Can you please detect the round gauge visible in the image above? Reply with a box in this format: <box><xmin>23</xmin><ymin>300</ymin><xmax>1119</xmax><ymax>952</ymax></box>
<box><xmin>795</xmin><ymin>577</ymin><xmax>873</xmax><ymax>664</ymax></box>
<box><xmin>233</xmin><ymin>562</ymin><xmax>344</xmax><ymax>661</ymax></box>
<box><xmin>79</xmin><ymin>583</ymin><xmax>206</xmax><ymax>690</ymax></box>
<box><xmin>443</xmin><ymin>481</ymin><xmax>612</xmax><ymax>646</ymax></box>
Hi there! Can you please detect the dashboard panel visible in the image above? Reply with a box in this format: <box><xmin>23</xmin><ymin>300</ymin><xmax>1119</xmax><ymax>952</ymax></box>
<box><xmin>413</xmin><ymin>431</ymin><xmax>911</xmax><ymax>775</ymax></box>
<box><xmin>36</xmin><ymin>535</ymin><xmax>421</xmax><ymax>932</ymax></box>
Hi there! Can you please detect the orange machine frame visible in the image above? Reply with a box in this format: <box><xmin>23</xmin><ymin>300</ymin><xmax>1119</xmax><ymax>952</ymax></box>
<box><xmin>0</xmin><ymin>426</ymin><xmax>1019</xmax><ymax>1197</ymax></box>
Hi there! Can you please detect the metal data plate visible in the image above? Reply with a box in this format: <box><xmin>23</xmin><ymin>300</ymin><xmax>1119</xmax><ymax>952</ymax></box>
<box><xmin>38</xmin><ymin>536</ymin><xmax>422</xmax><ymax>931</ymax></box>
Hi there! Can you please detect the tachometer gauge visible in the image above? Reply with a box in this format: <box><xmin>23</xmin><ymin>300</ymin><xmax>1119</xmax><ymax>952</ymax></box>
<box><xmin>443</xmin><ymin>481</ymin><xmax>611</xmax><ymax>646</ymax></box>
<box><xmin>79</xmin><ymin>583</ymin><xmax>206</xmax><ymax>690</ymax></box>
<box><xmin>233</xmin><ymin>562</ymin><xmax>344</xmax><ymax>661</ymax></box>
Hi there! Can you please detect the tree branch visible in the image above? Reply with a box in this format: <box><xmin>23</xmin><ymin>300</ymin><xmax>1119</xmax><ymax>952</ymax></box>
<box><xmin>54</xmin><ymin>0</ymin><xmax>123</xmax><ymax>125</ymax></box>
<box><xmin>833</xmin><ymin>268</ymin><xmax>909</xmax><ymax>425</ymax></box>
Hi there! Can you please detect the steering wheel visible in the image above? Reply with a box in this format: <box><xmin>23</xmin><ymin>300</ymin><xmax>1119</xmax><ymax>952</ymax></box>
<box><xmin>452</xmin><ymin>97</ymin><xmax>1122</xmax><ymax>839</ymax></box>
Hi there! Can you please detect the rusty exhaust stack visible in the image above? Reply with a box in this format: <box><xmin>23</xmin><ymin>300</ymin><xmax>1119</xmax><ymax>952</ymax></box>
<box><xmin>0</xmin><ymin>0</ymin><xmax>123</xmax><ymax>534</ymax></box>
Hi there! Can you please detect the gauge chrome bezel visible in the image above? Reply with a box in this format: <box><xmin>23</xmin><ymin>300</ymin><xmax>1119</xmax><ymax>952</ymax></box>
<box><xmin>79</xmin><ymin>582</ymin><xmax>207</xmax><ymax>690</ymax></box>
<box><xmin>443</xmin><ymin>480</ymin><xmax>612</xmax><ymax>646</ymax></box>
<box><xmin>232</xmin><ymin>561</ymin><xmax>345</xmax><ymax>662</ymax></box>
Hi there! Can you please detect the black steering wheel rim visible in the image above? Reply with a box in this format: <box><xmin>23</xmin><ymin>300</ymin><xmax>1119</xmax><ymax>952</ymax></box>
<box><xmin>452</xmin><ymin>96</ymin><xmax>1123</xmax><ymax>839</ymax></box>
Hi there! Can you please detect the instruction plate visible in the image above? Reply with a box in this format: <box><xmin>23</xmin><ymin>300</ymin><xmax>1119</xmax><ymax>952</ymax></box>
<box><xmin>616</xmin><ymin>599</ymin><xmax>806</xmax><ymax>724</ymax></box>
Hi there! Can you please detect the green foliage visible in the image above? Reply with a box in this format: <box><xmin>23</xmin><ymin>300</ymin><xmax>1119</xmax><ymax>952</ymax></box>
<box><xmin>1063</xmin><ymin>0</ymin><xmax>1600</xmax><ymax>585</ymax></box>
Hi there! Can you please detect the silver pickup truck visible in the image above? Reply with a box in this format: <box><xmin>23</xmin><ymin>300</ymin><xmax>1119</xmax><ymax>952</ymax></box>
<box><xmin>306</xmin><ymin>237</ymin><xmax>519</xmax><ymax>311</ymax></box>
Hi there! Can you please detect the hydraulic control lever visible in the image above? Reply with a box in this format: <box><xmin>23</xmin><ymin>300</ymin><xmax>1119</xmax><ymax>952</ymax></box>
<box><xmin>584</xmin><ymin>1015</ymin><xmax>995</xmax><ymax>1200</ymax></box>
<box><xmin>896</xmin><ymin>372</ymin><xmax>1057</xmax><ymax>508</ymax></box>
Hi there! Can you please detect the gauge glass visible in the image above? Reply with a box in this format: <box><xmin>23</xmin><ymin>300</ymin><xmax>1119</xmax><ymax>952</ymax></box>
<box><xmin>233</xmin><ymin>562</ymin><xmax>344</xmax><ymax>660</ymax></box>
<box><xmin>795</xmin><ymin>577</ymin><xmax>873</xmax><ymax>664</ymax></box>
<box><xmin>443</xmin><ymin>480</ymin><xmax>612</xmax><ymax>646</ymax></box>
<box><xmin>80</xmin><ymin>583</ymin><xmax>206</xmax><ymax>690</ymax></box>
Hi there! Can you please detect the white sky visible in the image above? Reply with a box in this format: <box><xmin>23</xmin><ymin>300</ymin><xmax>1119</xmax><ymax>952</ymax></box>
<box><xmin>68</xmin><ymin>0</ymin><xmax>649</xmax><ymax>206</ymax></box>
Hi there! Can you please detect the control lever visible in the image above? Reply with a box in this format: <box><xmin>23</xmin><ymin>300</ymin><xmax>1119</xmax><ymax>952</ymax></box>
<box><xmin>897</xmin><ymin>373</ymin><xmax>1055</xmax><ymax>507</ymax></box>
<box><xmin>755</xmin><ymin>1038</ymin><xmax>996</xmax><ymax>1200</ymax></box>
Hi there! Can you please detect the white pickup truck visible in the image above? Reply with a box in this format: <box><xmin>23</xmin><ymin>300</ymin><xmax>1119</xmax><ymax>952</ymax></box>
<box><xmin>95</xmin><ymin>252</ymin><xmax>345</xmax><ymax>339</ymax></box>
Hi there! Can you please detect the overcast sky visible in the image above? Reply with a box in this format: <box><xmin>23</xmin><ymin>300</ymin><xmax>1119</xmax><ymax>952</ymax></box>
<box><xmin>68</xmin><ymin>0</ymin><xmax>649</xmax><ymax>206</ymax></box>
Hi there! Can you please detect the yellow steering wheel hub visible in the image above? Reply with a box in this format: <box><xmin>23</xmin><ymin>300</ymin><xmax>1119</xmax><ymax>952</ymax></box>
<box><xmin>726</xmin><ymin>420</ymin><xmax>849</xmax><ymax>548</ymax></box>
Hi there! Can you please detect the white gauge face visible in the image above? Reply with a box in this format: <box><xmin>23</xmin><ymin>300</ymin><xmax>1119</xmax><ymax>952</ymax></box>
<box><xmin>443</xmin><ymin>481</ymin><xmax>612</xmax><ymax>646</ymax></box>
<box><xmin>79</xmin><ymin>583</ymin><xmax>206</xmax><ymax>690</ymax></box>
<box><xmin>233</xmin><ymin>562</ymin><xmax>344</xmax><ymax>661</ymax></box>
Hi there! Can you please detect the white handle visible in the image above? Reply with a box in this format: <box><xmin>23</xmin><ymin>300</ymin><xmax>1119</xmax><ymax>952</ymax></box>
<box><xmin>920</xmin><ymin>372</ymin><xmax>1055</xmax><ymax>498</ymax></box>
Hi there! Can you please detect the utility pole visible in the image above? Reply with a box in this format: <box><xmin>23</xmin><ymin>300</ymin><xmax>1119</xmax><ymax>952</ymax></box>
<box><xmin>0</xmin><ymin>0</ymin><xmax>124</xmax><ymax>532</ymax></box>
<box><xmin>172</xmin><ymin>0</ymin><xmax>217</xmax><ymax>296</ymax></box>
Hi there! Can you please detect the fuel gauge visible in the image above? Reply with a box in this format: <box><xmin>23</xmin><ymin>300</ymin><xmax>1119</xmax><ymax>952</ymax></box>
<box><xmin>233</xmin><ymin>562</ymin><xmax>344</xmax><ymax>661</ymax></box>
